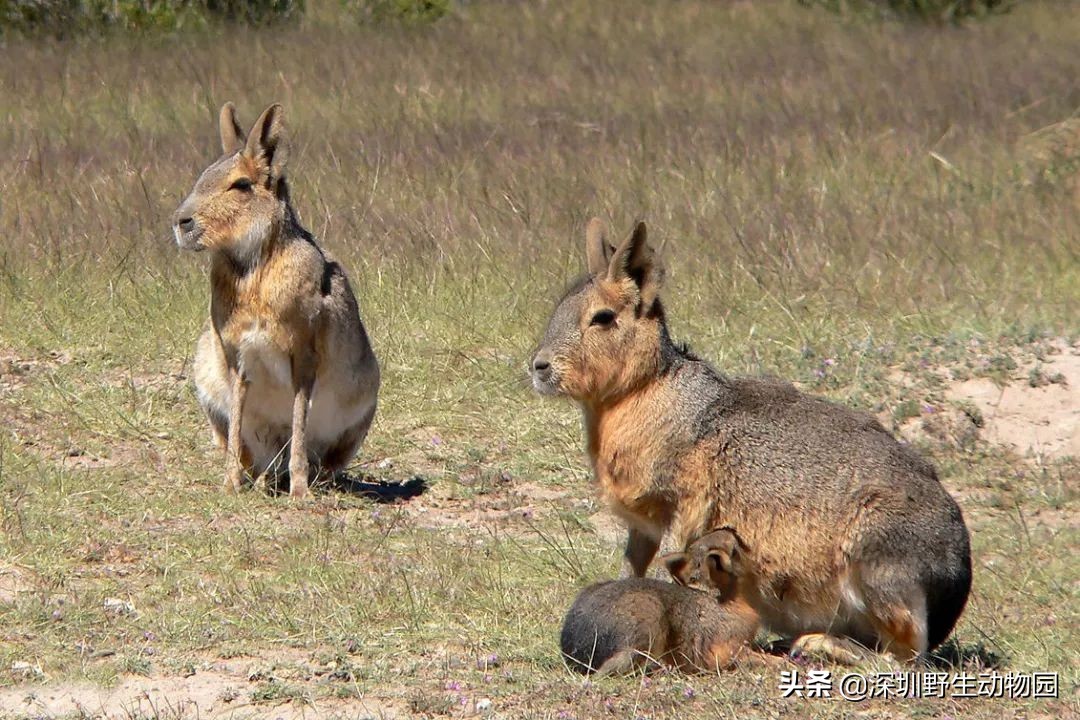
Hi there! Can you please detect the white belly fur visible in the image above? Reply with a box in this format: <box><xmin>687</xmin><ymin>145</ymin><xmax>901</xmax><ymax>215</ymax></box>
<box><xmin>239</xmin><ymin>326</ymin><xmax>292</xmax><ymax>390</ymax></box>
<box><xmin>308</xmin><ymin>376</ymin><xmax>376</xmax><ymax>449</ymax></box>
<box><xmin>195</xmin><ymin>327</ymin><xmax>374</xmax><ymax>474</ymax></box>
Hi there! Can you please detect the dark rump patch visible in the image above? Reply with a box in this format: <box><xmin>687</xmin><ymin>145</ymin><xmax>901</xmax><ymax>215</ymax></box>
<box><xmin>560</xmin><ymin>603</ymin><xmax>620</xmax><ymax>674</ymax></box>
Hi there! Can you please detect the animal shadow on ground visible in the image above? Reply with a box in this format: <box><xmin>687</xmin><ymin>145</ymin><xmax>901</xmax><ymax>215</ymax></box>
<box><xmin>927</xmin><ymin>638</ymin><xmax>1006</xmax><ymax>670</ymax></box>
<box><xmin>266</xmin><ymin>471</ymin><xmax>429</xmax><ymax>503</ymax></box>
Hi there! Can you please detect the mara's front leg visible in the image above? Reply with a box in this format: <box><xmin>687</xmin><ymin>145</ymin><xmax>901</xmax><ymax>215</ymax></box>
<box><xmin>623</xmin><ymin>527</ymin><xmax>661</xmax><ymax>578</ymax></box>
<box><xmin>224</xmin><ymin>370</ymin><xmax>249</xmax><ymax>494</ymax></box>
<box><xmin>288</xmin><ymin>359</ymin><xmax>316</xmax><ymax>500</ymax></box>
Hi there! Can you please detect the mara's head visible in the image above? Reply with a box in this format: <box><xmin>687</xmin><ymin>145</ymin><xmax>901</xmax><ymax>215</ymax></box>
<box><xmin>661</xmin><ymin>529</ymin><xmax>744</xmax><ymax>600</ymax></box>
<box><xmin>172</xmin><ymin>103</ymin><xmax>290</xmax><ymax>260</ymax></box>
<box><xmin>530</xmin><ymin>218</ymin><xmax>666</xmax><ymax>404</ymax></box>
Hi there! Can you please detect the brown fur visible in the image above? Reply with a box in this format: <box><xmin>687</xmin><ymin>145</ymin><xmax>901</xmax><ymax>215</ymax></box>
<box><xmin>533</xmin><ymin>219</ymin><xmax>972</xmax><ymax>662</ymax></box>
<box><xmin>174</xmin><ymin>103</ymin><xmax>380</xmax><ymax>498</ymax></box>
<box><xmin>560</xmin><ymin>530</ymin><xmax>759</xmax><ymax>675</ymax></box>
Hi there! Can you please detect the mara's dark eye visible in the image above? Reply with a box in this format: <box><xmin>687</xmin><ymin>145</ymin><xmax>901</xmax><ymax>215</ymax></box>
<box><xmin>229</xmin><ymin>178</ymin><xmax>253</xmax><ymax>192</ymax></box>
<box><xmin>590</xmin><ymin>309</ymin><xmax>617</xmax><ymax>327</ymax></box>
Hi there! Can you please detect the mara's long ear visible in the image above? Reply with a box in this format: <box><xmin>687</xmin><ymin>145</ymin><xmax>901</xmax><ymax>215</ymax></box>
<box><xmin>706</xmin><ymin>550</ymin><xmax>734</xmax><ymax>576</ymax></box>
<box><xmin>219</xmin><ymin>102</ymin><xmax>244</xmax><ymax>155</ymax></box>
<box><xmin>694</xmin><ymin>529</ymin><xmax>738</xmax><ymax>557</ymax></box>
<box><xmin>244</xmin><ymin>103</ymin><xmax>288</xmax><ymax>187</ymax></box>
<box><xmin>607</xmin><ymin>221</ymin><xmax>664</xmax><ymax>311</ymax></box>
<box><xmin>695</xmin><ymin>529</ymin><xmax>740</xmax><ymax>587</ymax></box>
<box><xmin>705</xmin><ymin>552</ymin><xmax>737</xmax><ymax>599</ymax></box>
<box><xmin>660</xmin><ymin>552</ymin><xmax>691</xmax><ymax>586</ymax></box>
<box><xmin>585</xmin><ymin>217</ymin><xmax>614</xmax><ymax>277</ymax></box>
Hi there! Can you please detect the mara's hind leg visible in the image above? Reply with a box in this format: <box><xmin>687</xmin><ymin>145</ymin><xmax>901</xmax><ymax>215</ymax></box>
<box><xmin>701</xmin><ymin>636</ymin><xmax>752</xmax><ymax>672</ymax></box>
<box><xmin>320</xmin><ymin>403</ymin><xmax>376</xmax><ymax>476</ymax></box>
<box><xmin>789</xmin><ymin>634</ymin><xmax>867</xmax><ymax>665</ymax></box>
<box><xmin>594</xmin><ymin>649</ymin><xmax>659</xmax><ymax>677</ymax></box>
<box><xmin>866</xmin><ymin>600</ymin><xmax>927</xmax><ymax>664</ymax></box>
<box><xmin>858</xmin><ymin>563</ymin><xmax>929</xmax><ymax>664</ymax></box>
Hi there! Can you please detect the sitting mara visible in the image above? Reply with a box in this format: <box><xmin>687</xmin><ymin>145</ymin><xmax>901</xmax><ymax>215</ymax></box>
<box><xmin>172</xmin><ymin>103</ymin><xmax>379</xmax><ymax>498</ymax></box>
<box><xmin>531</xmin><ymin>218</ymin><xmax>971</xmax><ymax>662</ymax></box>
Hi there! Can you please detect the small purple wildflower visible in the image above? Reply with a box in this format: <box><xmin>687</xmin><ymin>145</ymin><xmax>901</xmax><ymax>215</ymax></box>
<box><xmin>683</xmin><ymin>686</ymin><xmax>695</xmax><ymax>699</ymax></box>
<box><xmin>823</xmin><ymin>358</ymin><xmax>836</xmax><ymax>367</ymax></box>
<box><xmin>143</xmin><ymin>631</ymin><xmax>157</xmax><ymax>641</ymax></box>
<box><xmin>431</xmin><ymin>435</ymin><xmax>443</xmax><ymax>446</ymax></box>
<box><xmin>922</xmin><ymin>404</ymin><xmax>936</xmax><ymax>414</ymax></box>
<box><xmin>444</xmin><ymin>680</ymin><xmax>462</xmax><ymax>692</ymax></box>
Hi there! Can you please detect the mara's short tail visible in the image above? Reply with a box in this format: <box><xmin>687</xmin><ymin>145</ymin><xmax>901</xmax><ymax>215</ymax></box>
<box><xmin>925</xmin><ymin>547</ymin><xmax>973</xmax><ymax>650</ymax></box>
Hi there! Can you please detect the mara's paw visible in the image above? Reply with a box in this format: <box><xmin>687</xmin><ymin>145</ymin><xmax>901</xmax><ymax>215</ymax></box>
<box><xmin>288</xmin><ymin>471</ymin><xmax>310</xmax><ymax>500</ymax></box>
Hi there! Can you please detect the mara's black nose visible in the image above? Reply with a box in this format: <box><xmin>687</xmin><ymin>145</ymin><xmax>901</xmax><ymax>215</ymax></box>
<box><xmin>532</xmin><ymin>358</ymin><xmax>551</xmax><ymax>373</ymax></box>
<box><xmin>178</xmin><ymin>217</ymin><xmax>195</xmax><ymax>233</ymax></box>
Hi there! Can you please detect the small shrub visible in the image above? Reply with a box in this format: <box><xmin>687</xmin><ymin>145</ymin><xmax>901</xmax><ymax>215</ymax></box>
<box><xmin>892</xmin><ymin>397</ymin><xmax>922</xmax><ymax>425</ymax></box>
<box><xmin>340</xmin><ymin>0</ymin><xmax>450</xmax><ymax>25</ymax></box>
<box><xmin>797</xmin><ymin>0</ymin><xmax>1016</xmax><ymax>23</ymax></box>
<box><xmin>204</xmin><ymin>0</ymin><xmax>303</xmax><ymax>24</ymax></box>
<box><xmin>0</xmin><ymin>0</ymin><xmax>303</xmax><ymax>35</ymax></box>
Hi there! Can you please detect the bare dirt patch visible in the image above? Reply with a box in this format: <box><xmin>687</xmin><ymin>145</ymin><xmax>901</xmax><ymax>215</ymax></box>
<box><xmin>0</xmin><ymin>656</ymin><xmax>407</xmax><ymax>720</ymax></box>
<box><xmin>0</xmin><ymin>349</ymin><xmax>72</xmax><ymax>395</ymax></box>
<box><xmin>886</xmin><ymin>339</ymin><xmax>1080</xmax><ymax>462</ymax></box>
<box><xmin>400</xmin><ymin>477</ymin><xmax>574</xmax><ymax>533</ymax></box>
<box><xmin>945</xmin><ymin>342</ymin><xmax>1080</xmax><ymax>462</ymax></box>
<box><xmin>586</xmin><ymin>510</ymin><xmax>624</xmax><ymax>546</ymax></box>
<box><xmin>0</xmin><ymin>563</ymin><xmax>36</xmax><ymax>604</ymax></box>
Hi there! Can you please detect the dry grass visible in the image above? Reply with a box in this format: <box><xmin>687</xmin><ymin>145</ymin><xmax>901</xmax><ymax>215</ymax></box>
<box><xmin>0</xmin><ymin>1</ymin><xmax>1078</xmax><ymax>718</ymax></box>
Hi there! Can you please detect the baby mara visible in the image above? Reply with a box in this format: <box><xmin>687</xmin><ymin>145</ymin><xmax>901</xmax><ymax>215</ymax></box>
<box><xmin>562</xmin><ymin>529</ymin><xmax>759</xmax><ymax>675</ymax></box>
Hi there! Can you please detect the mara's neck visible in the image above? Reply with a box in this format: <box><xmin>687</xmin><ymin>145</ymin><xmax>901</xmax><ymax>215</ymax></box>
<box><xmin>211</xmin><ymin>200</ymin><xmax>310</xmax><ymax>278</ymax></box>
<box><xmin>580</xmin><ymin>319</ymin><xmax>698</xmax><ymax>460</ymax></box>
<box><xmin>582</xmin><ymin>315</ymin><xmax>690</xmax><ymax>406</ymax></box>
<box><xmin>583</xmin><ymin>377</ymin><xmax>668</xmax><ymax>458</ymax></box>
